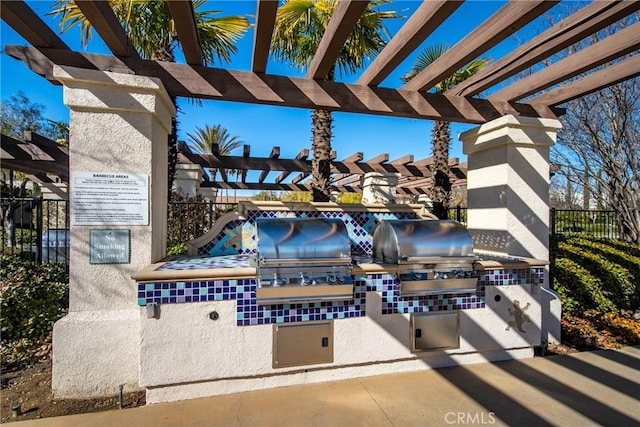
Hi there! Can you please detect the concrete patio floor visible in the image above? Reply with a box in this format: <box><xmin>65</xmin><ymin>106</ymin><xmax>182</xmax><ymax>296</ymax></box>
<box><xmin>11</xmin><ymin>346</ymin><xmax>640</xmax><ymax>427</ymax></box>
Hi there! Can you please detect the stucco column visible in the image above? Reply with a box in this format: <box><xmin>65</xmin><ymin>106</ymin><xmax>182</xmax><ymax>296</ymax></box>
<box><xmin>173</xmin><ymin>163</ymin><xmax>203</xmax><ymax>198</ymax></box>
<box><xmin>51</xmin><ymin>65</ymin><xmax>175</xmax><ymax>397</ymax></box>
<box><xmin>361</xmin><ymin>172</ymin><xmax>400</xmax><ymax>204</ymax></box>
<box><xmin>460</xmin><ymin>115</ymin><xmax>562</xmax><ymax>261</ymax></box>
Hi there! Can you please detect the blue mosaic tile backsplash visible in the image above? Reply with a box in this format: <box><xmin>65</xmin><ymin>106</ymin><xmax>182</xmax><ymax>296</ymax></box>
<box><xmin>137</xmin><ymin>267</ymin><xmax>546</xmax><ymax>326</ymax></box>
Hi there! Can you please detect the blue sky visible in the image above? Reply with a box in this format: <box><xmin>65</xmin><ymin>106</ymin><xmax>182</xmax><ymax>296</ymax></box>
<box><xmin>1</xmin><ymin>0</ymin><xmax>544</xmax><ymax>186</ymax></box>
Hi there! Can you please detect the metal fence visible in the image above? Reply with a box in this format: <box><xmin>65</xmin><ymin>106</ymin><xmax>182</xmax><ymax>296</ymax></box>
<box><xmin>166</xmin><ymin>201</ymin><xmax>236</xmax><ymax>249</ymax></box>
<box><xmin>0</xmin><ymin>197</ymin><xmax>70</xmax><ymax>262</ymax></box>
<box><xmin>550</xmin><ymin>208</ymin><xmax>618</xmax><ymax>239</ymax></box>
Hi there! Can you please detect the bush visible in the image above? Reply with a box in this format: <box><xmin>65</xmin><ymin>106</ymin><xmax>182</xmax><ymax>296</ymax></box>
<box><xmin>553</xmin><ymin>235</ymin><xmax>640</xmax><ymax>313</ymax></box>
<box><xmin>0</xmin><ymin>255</ymin><xmax>68</xmax><ymax>367</ymax></box>
<box><xmin>552</xmin><ymin>234</ymin><xmax>640</xmax><ymax>349</ymax></box>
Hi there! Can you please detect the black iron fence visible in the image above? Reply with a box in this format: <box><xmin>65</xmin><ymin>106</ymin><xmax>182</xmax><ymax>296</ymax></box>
<box><xmin>1</xmin><ymin>197</ymin><xmax>69</xmax><ymax>262</ymax></box>
<box><xmin>166</xmin><ymin>201</ymin><xmax>236</xmax><ymax>250</ymax></box>
<box><xmin>550</xmin><ymin>208</ymin><xmax>618</xmax><ymax>239</ymax></box>
<box><xmin>1</xmin><ymin>197</ymin><xmax>621</xmax><ymax>263</ymax></box>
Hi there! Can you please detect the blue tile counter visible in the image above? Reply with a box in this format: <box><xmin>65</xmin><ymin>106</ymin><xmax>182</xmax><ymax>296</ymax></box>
<box><xmin>133</xmin><ymin>254</ymin><xmax>546</xmax><ymax>326</ymax></box>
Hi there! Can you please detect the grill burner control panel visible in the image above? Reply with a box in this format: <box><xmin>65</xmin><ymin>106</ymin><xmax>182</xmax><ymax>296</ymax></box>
<box><xmin>260</xmin><ymin>272</ymin><xmax>354</xmax><ymax>288</ymax></box>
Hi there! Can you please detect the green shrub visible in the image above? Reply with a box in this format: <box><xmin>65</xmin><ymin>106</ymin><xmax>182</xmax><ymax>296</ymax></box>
<box><xmin>553</xmin><ymin>235</ymin><xmax>639</xmax><ymax>311</ymax></box>
<box><xmin>0</xmin><ymin>255</ymin><xmax>68</xmax><ymax>367</ymax></box>
<box><xmin>552</xmin><ymin>234</ymin><xmax>640</xmax><ymax>349</ymax></box>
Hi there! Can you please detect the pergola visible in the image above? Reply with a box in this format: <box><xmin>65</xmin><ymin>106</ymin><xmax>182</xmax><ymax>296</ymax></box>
<box><xmin>2</xmin><ymin>1</ymin><xmax>639</xmax><ymax>188</ymax></box>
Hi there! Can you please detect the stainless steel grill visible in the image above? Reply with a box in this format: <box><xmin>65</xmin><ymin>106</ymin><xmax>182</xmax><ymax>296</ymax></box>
<box><xmin>372</xmin><ymin>219</ymin><xmax>477</xmax><ymax>296</ymax></box>
<box><xmin>254</xmin><ymin>217</ymin><xmax>354</xmax><ymax>304</ymax></box>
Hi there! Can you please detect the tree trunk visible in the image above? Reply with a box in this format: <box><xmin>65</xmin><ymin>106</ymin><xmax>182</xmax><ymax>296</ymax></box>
<box><xmin>311</xmin><ymin>109</ymin><xmax>333</xmax><ymax>202</ymax></box>
<box><xmin>310</xmin><ymin>68</ymin><xmax>335</xmax><ymax>202</ymax></box>
<box><xmin>430</xmin><ymin>120</ymin><xmax>452</xmax><ymax>219</ymax></box>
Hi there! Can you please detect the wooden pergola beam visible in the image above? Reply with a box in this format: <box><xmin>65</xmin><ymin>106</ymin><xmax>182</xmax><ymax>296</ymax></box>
<box><xmin>258</xmin><ymin>146</ymin><xmax>280</xmax><ymax>183</ymax></box>
<box><xmin>529</xmin><ymin>54</ymin><xmax>640</xmax><ymax>107</ymax></box>
<box><xmin>1</xmin><ymin>134</ymin><xmax>69</xmax><ymax>180</ymax></box>
<box><xmin>292</xmin><ymin>173</ymin><xmax>310</xmax><ymax>185</ymax></box>
<box><xmin>0</xmin><ymin>0</ymin><xmax>69</xmax><ymax>50</ymax></box>
<box><xmin>341</xmin><ymin>152</ymin><xmax>364</xmax><ymax>162</ymax></box>
<box><xmin>490</xmin><ymin>21</ymin><xmax>640</xmax><ymax>102</ymax></box>
<box><xmin>402</xmin><ymin>0</ymin><xmax>558</xmax><ymax>92</ymax></box>
<box><xmin>241</xmin><ymin>145</ymin><xmax>251</xmax><ymax>183</ymax></box>
<box><xmin>364</xmin><ymin>153</ymin><xmax>388</xmax><ymax>164</ymax></box>
<box><xmin>74</xmin><ymin>0</ymin><xmax>140</xmax><ymax>59</ymax></box>
<box><xmin>357</xmin><ymin>0</ymin><xmax>462</xmax><ymax>86</ymax></box>
<box><xmin>449</xmin><ymin>0</ymin><xmax>640</xmax><ymax>97</ymax></box>
<box><xmin>306</xmin><ymin>0</ymin><xmax>370</xmax><ymax>80</ymax></box>
<box><xmin>275</xmin><ymin>148</ymin><xmax>308</xmax><ymax>184</ymax></box>
<box><xmin>252</xmin><ymin>0</ymin><xmax>279</xmax><ymax>73</ymax></box>
<box><xmin>167</xmin><ymin>0</ymin><xmax>204</xmax><ymax>66</ymax></box>
<box><xmin>5</xmin><ymin>46</ymin><xmax>562</xmax><ymax>123</ymax></box>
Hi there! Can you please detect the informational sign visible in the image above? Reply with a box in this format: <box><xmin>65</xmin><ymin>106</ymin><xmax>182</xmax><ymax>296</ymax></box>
<box><xmin>71</xmin><ymin>172</ymin><xmax>149</xmax><ymax>225</ymax></box>
<box><xmin>90</xmin><ymin>229</ymin><xmax>131</xmax><ymax>264</ymax></box>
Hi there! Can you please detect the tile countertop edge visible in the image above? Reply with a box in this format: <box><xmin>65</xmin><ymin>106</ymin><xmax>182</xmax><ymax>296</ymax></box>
<box><xmin>131</xmin><ymin>257</ymin><xmax>548</xmax><ymax>283</ymax></box>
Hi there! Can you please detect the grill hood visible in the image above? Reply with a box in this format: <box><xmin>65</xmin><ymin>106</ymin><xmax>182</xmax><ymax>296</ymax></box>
<box><xmin>254</xmin><ymin>218</ymin><xmax>354</xmax><ymax>304</ymax></box>
<box><xmin>373</xmin><ymin>219</ymin><xmax>478</xmax><ymax>296</ymax></box>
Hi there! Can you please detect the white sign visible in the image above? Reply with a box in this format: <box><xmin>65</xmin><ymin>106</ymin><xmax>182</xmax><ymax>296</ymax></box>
<box><xmin>71</xmin><ymin>172</ymin><xmax>149</xmax><ymax>225</ymax></box>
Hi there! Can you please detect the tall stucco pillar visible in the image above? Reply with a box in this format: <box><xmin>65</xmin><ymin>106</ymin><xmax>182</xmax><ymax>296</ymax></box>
<box><xmin>460</xmin><ymin>115</ymin><xmax>562</xmax><ymax>261</ymax></box>
<box><xmin>51</xmin><ymin>66</ymin><xmax>175</xmax><ymax>397</ymax></box>
<box><xmin>361</xmin><ymin>172</ymin><xmax>400</xmax><ymax>204</ymax></box>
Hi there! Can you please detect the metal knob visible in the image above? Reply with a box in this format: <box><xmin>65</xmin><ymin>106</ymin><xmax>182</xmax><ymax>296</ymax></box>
<box><xmin>300</xmin><ymin>272</ymin><xmax>311</xmax><ymax>286</ymax></box>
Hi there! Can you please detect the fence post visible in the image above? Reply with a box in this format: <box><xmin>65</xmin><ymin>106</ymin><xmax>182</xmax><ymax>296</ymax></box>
<box><xmin>36</xmin><ymin>197</ymin><xmax>43</xmax><ymax>263</ymax></box>
<box><xmin>208</xmin><ymin>200</ymin><xmax>214</xmax><ymax>229</ymax></box>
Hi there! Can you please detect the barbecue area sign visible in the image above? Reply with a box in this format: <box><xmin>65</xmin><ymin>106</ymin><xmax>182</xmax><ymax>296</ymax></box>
<box><xmin>71</xmin><ymin>172</ymin><xmax>149</xmax><ymax>226</ymax></box>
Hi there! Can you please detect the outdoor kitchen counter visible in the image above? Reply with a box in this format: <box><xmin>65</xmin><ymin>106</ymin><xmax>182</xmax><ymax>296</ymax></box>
<box><xmin>131</xmin><ymin>253</ymin><xmax>548</xmax><ymax>282</ymax></box>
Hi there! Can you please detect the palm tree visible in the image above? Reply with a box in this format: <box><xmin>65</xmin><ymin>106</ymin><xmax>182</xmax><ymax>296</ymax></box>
<box><xmin>49</xmin><ymin>0</ymin><xmax>249</xmax><ymax>190</ymax></box>
<box><xmin>187</xmin><ymin>124</ymin><xmax>243</xmax><ymax>202</ymax></box>
<box><xmin>271</xmin><ymin>0</ymin><xmax>399</xmax><ymax>201</ymax></box>
<box><xmin>402</xmin><ymin>44</ymin><xmax>490</xmax><ymax>219</ymax></box>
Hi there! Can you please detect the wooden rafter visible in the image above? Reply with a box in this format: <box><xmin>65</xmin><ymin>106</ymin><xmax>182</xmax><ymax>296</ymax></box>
<box><xmin>241</xmin><ymin>145</ymin><xmax>251</xmax><ymax>183</ymax></box>
<box><xmin>74</xmin><ymin>0</ymin><xmax>140</xmax><ymax>59</ymax></box>
<box><xmin>2</xmin><ymin>0</ymin><xmax>639</xmax><ymax>131</ymax></box>
<box><xmin>0</xmin><ymin>0</ymin><xmax>69</xmax><ymax>50</ymax></box>
<box><xmin>401</xmin><ymin>0</ymin><xmax>558</xmax><ymax>92</ymax></box>
<box><xmin>490</xmin><ymin>21</ymin><xmax>640</xmax><ymax>101</ymax></box>
<box><xmin>528</xmin><ymin>54</ymin><xmax>640</xmax><ymax>107</ymax></box>
<box><xmin>252</xmin><ymin>0</ymin><xmax>279</xmax><ymax>73</ymax></box>
<box><xmin>258</xmin><ymin>146</ymin><xmax>279</xmax><ymax>183</ymax></box>
<box><xmin>1</xmin><ymin>133</ymin><xmax>69</xmax><ymax>181</ymax></box>
<box><xmin>449</xmin><ymin>0</ymin><xmax>640</xmax><ymax>97</ymax></box>
<box><xmin>167</xmin><ymin>0</ymin><xmax>204</xmax><ymax>66</ymax></box>
<box><xmin>5</xmin><ymin>46</ymin><xmax>562</xmax><ymax>124</ymax></box>
<box><xmin>306</xmin><ymin>0</ymin><xmax>370</xmax><ymax>80</ymax></box>
<box><xmin>357</xmin><ymin>0</ymin><xmax>462</xmax><ymax>86</ymax></box>
<box><xmin>275</xmin><ymin>148</ymin><xmax>308</xmax><ymax>184</ymax></box>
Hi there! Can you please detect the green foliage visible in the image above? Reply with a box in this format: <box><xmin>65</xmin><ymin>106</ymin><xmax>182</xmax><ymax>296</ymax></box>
<box><xmin>281</xmin><ymin>191</ymin><xmax>312</xmax><ymax>202</ymax></box>
<box><xmin>553</xmin><ymin>234</ymin><xmax>639</xmax><ymax>313</ymax></box>
<box><xmin>0</xmin><ymin>91</ymin><xmax>68</xmax><ymax>142</ymax></box>
<box><xmin>167</xmin><ymin>191</ymin><xmax>212</xmax><ymax>254</ymax></box>
<box><xmin>167</xmin><ymin>243</ymin><xmax>188</xmax><ymax>257</ymax></box>
<box><xmin>253</xmin><ymin>191</ymin><xmax>282</xmax><ymax>201</ymax></box>
<box><xmin>552</xmin><ymin>234</ymin><xmax>640</xmax><ymax>349</ymax></box>
<box><xmin>336</xmin><ymin>193</ymin><xmax>362</xmax><ymax>203</ymax></box>
<box><xmin>0</xmin><ymin>255</ymin><xmax>68</xmax><ymax>367</ymax></box>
